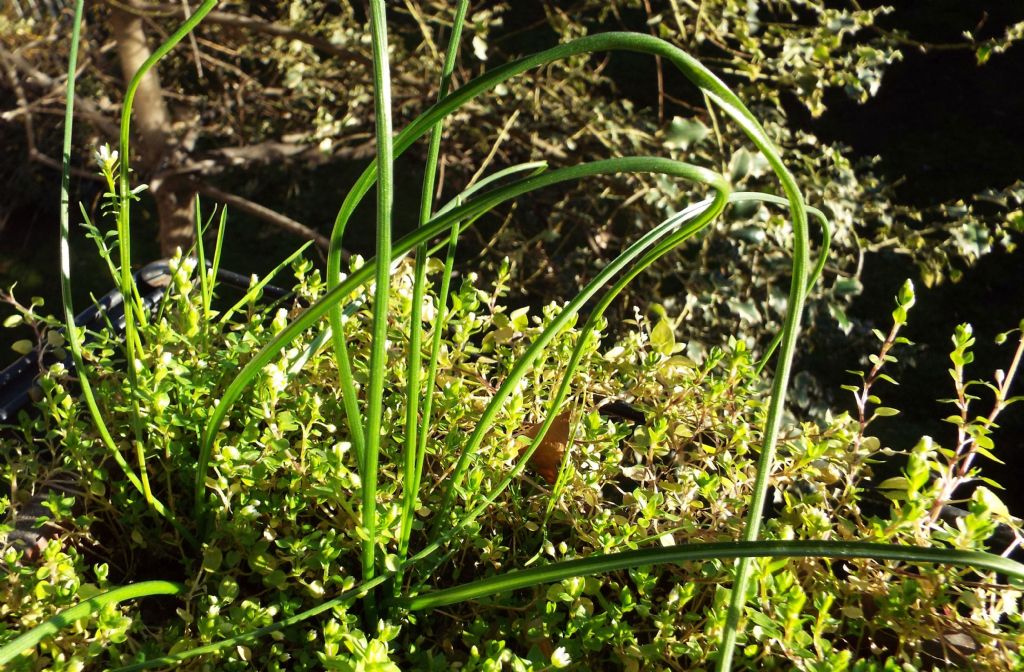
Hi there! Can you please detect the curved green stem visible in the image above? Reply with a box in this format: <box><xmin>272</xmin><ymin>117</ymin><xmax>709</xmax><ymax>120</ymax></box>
<box><xmin>359</xmin><ymin>0</ymin><xmax>395</xmax><ymax>623</ymax></box>
<box><xmin>116</xmin><ymin>0</ymin><xmax>220</xmax><ymax>521</ymax></box>
<box><xmin>397</xmin><ymin>541</ymin><xmax>1024</xmax><ymax>611</ymax></box>
<box><xmin>198</xmin><ymin>158</ymin><xmax>720</xmax><ymax>524</ymax></box>
<box><xmin>0</xmin><ymin>581</ymin><xmax>184</xmax><ymax>666</ymax></box>
<box><xmin>57</xmin><ymin>0</ymin><xmax>193</xmax><ymax>546</ymax></box>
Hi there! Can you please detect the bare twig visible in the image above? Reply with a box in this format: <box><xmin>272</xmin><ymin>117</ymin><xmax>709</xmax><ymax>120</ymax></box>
<box><xmin>103</xmin><ymin>0</ymin><xmax>371</xmax><ymax>66</ymax></box>
<box><xmin>0</xmin><ymin>48</ymin><xmax>39</xmax><ymax>161</ymax></box>
<box><xmin>178</xmin><ymin>0</ymin><xmax>205</xmax><ymax>79</ymax></box>
<box><xmin>193</xmin><ymin>183</ymin><xmax>339</xmax><ymax>258</ymax></box>
<box><xmin>29</xmin><ymin>150</ymin><xmax>107</xmax><ymax>182</ymax></box>
<box><xmin>0</xmin><ymin>44</ymin><xmax>119</xmax><ymax>139</ymax></box>
<box><xmin>157</xmin><ymin>137</ymin><xmax>376</xmax><ymax>179</ymax></box>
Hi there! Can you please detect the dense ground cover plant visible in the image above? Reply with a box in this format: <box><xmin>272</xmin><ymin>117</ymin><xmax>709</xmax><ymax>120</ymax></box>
<box><xmin>4</xmin><ymin>256</ymin><xmax>1023</xmax><ymax>670</ymax></box>
<box><xmin>1</xmin><ymin>1</ymin><xmax>1023</xmax><ymax>670</ymax></box>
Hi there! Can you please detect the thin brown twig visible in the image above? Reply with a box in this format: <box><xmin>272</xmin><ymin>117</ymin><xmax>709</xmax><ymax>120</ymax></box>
<box><xmin>193</xmin><ymin>183</ymin><xmax>339</xmax><ymax>259</ymax></box>
<box><xmin>102</xmin><ymin>0</ymin><xmax>371</xmax><ymax>66</ymax></box>
<box><xmin>641</xmin><ymin>0</ymin><xmax>665</xmax><ymax>125</ymax></box>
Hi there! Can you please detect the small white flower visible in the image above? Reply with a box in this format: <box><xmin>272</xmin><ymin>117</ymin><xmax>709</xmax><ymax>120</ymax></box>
<box><xmin>94</xmin><ymin>144</ymin><xmax>118</xmax><ymax>170</ymax></box>
<box><xmin>550</xmin><ymin>646</ymin><xmax>571</xmax><ymax>668</ymax></box>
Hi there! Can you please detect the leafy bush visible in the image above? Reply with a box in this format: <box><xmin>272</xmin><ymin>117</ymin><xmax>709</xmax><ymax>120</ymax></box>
<box><xmin>1</xmin><ymin>2</ymin><xmax>1023</xmax><ymax>671</ymax></box>
<box><xmin>4</xmin><ymin>2</ymin><xmax>1022</xmax><ymax>341</ymax></box>
<box><xmin>3</xmin><ymin>255</ymin><xmax>1023</xmax><ymax>670</ymax></box>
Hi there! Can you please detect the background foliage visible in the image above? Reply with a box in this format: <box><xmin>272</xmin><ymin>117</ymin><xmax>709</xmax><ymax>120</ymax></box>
<box><xmin>3</xmin><ymin>1</ymin><xmax>1023</xmax><ymax>331</ymax></box>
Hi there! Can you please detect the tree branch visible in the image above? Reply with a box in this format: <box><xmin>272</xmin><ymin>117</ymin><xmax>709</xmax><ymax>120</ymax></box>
<box><xmin>0</xmin><ymin>44</ymin><xmax>120</xmax><ymax>140</ymax></box>
<box><xmin>29</xmin><ymin>150</ymin><xmax>107</xmax><ymax>183</ymax></box>
<box><xmin>159</xmin><ymin>137</ymin><xmax>377</xmax><ymax>178</ymax></box>
<box><xmin>193</xmin><ymin>183</ymin><xmax>342</xmax><ymax>258</ymax></box>
<box><xmin>104</xmin><ymin>1</ymin><xmax>372</xmax><ymax>66</ymax></box>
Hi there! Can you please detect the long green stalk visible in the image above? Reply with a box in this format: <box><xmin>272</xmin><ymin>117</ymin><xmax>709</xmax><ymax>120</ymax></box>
<box><xmin>116</xmin><ymin>0</ymin><xmax>220</xmax><ymax>520</ymax></box>
<box><xmin>360</xmin><ymin>0</ymin><xmax>396</xmax><ymax>621</ymax></box>
<box><xmin>198</xmin><ymin>158</ymin><xmax>718</xmax><ymax>522</ymax></box>
<box><xmin>0</xmin><ymin>581</ymin><xmax>184</xmax><ymax>666</ymax></box>
<box><xmin>106</xmin><ymin>539</ymin><xmax>1024</xmax><ymax>671</ymax></box>
<box><xmin>398</xmin><ymin>0</ymin><xmax>471</xmax><ymax>572</ymax></box>
<box><xmin>56</xmin><ymin>0</ymin><xmax>192</xmax><ymax>545</ymax></box>
<box><xmin>398</xmin><ymin>541</ymin><xmax>1024</xmax><ymax>611</ymax></box>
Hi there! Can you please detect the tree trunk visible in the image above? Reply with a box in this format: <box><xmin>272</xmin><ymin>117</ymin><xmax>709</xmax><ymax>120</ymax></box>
<box><xmin>109</xmin><ymin>2</ymin><xmax>195</xmax><ymax>256</ymax></box>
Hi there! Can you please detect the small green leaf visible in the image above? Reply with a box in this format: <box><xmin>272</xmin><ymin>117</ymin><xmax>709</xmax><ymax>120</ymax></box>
<box><xmin>651</xmin><ymin>318</ymin><xmax>675</xmax><ymax>357</ymax></box>
<box><xmin>727</xmin><ymin>298</ymin><xmax>761</xmax><ymax>323</ymax></box>
<box><xmin>872</xmin><ymin>407</ymin><xmax>900</xmax><ymax>417</ymax></box>
<box><xmin>2</xmin><ymin>314</ymin><xmax>23</xmax><ymax>328</ymax></box>
<box><xmin>972</xmin><ymin>444</ymin><xmax>1004</xmax><ymax>464</ymax></box>
<box><xmin>263</xmin><ymin>569</ymin><xmax>287</xmax><ymax>589</ymax></box>
<box><xmin>729</xmin><ymin>148</ymin><xmax>752</xmax><ymax>182</ymax></box>
<box><xmin>664</xmin><ymin>117</ymin><xmax>708</xmax><ymax>150</ymax></box>
<box><xmin>829</xmin><ymin>303</ymin><xmax>852</xmax><ymax>335</ymax></box>
<box><xmin>973</xmin><ymin>486</ymin><xmax>1009</xmax><ymax>518</ymax></box>
<box><xmin>11</xmin><ymin>339</ymin><xmax>33</xmax><ymax>355</ymax></box>
<box><xmin>897</xmin><ymin>279</ymin><xmax>915</xmax><ymax>307</ymax></box>
<box><xmin>202</xmin><ymin>547</ymin><xmax>223</xmax><ymax>573</ymax></box>
<box><xmin>877</xmin><ymin>476</ymin><xmax>909</xmax><ymax>492</ymax></box>
<box><xmin>835</xmin><ymin>277</ymin><xmax>863</xmax><ymax>296</ymax></box>
<box><xmin>662</xmin><ymin>355</ymin><xmax>697</xmax><ymax>371</ymax></box>
<box><xmin>977</xmin><ymin>476</ymin><xmax>1005</xmax><ymax>490</ymax></box>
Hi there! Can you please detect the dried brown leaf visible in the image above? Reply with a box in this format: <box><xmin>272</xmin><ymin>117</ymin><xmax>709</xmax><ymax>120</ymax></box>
<box><xmin>520</xmin><ymin>410</ymin><xmax>571</xmax><ymax>484</ymax></box>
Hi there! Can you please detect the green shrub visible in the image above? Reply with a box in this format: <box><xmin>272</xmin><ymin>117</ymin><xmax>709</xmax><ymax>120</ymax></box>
<box><xmin>3</xmin><ymin>255</ymin><xmax>1023</xmax><ymax>670</ymax></box>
